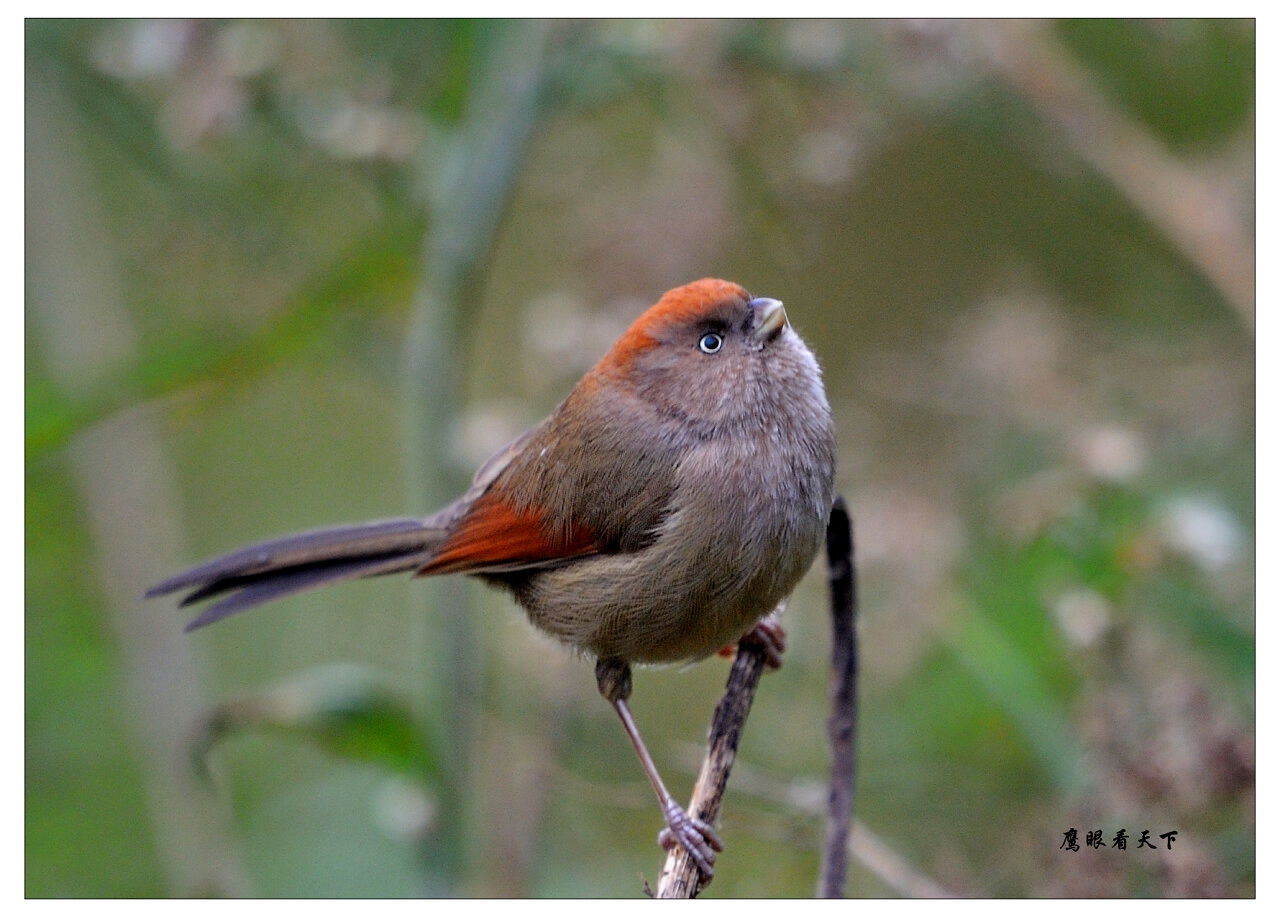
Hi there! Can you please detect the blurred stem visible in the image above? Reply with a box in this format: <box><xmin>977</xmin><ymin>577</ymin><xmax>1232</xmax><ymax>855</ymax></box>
<box><xmin>26</xmin><ymin>60</ymin><xmax>248</xmax><ymax>896</ymax></box>
<box><xmin>713</xmin><ymin>757</ymin><xmax>956</xmax><ymax>898</ymax></box>
<box><xmin>975</xmin><ymin>21</ymin><xmax>1255</xmax><ymax>332</ymax></box>
<box><xmin>402</xmin><ymin>22</ymin><xmax>549</xmax><ymax>892</ymax></box>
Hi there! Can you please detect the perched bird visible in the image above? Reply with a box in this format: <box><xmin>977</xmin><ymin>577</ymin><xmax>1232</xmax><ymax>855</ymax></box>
<box><xmin>149</xmin><ymin>278</ymin><xmax>837</xmax><ymax>876</ymax></box>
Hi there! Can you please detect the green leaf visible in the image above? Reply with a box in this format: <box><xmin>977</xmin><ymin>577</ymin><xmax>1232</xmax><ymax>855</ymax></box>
<box><xmin>190</xmin><ymin>664</ymin><xmax>437</xmax><ymax>780</ymax></box>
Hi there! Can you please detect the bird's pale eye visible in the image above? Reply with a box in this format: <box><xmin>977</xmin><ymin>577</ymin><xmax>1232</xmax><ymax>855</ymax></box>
<box><xmin>698</xmin><ymin>332</ymin><xmax>724</xmax><ymax>354</ymax></box>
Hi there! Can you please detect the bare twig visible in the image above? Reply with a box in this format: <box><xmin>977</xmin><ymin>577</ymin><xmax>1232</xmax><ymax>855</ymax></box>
<box><xmin>849</xmin><ymin>819</ymin><xmax>955</xmax><ymax>899</ymax></box>
<box><xmin>819</xmin><ymin>497</ymin><xmax>857</xmax><ymax>898</ymax></box>
<box><xmin>686</xmin><ymin>755</ymin><xmax>956</xmax><ymax>898</ymax></box>
<box><xmin>654</xmin><ymin>609</ymin><xmax>777</xmax><ymax>897</ymax></box>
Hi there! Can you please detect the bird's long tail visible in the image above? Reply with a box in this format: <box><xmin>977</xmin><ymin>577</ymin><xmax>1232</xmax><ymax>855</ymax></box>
<box><xmin>145</xmin><ymin>518</ymin><xmax>442</xmax><ymax>632</ymax></box>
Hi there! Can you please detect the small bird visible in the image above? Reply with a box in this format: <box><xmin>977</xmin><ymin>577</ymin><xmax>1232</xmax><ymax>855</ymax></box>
<box><xmin>148</xmin><ymin>278</ymin><xmax>837</xmax><ymax>876</ymax></box>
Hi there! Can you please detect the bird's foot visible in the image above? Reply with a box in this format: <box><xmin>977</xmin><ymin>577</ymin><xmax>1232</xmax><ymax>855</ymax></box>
<box><xmin>657</xmin><ymin>798</ymin><xmax>723</xmax><ymax>878</ymax></box>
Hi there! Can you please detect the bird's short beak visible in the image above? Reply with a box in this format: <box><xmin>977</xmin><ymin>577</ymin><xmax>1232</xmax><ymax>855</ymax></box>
<box><xmin>750</xmin><ymin>297</ymin><xmax>789</xmax><ymax>341</ymax></box>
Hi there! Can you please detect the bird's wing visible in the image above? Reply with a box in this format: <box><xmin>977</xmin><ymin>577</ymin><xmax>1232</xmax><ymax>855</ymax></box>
<box><xmin>415</xmin><ymin>487</ymin><xmax>598</xmax><ymax>576</ymax></box>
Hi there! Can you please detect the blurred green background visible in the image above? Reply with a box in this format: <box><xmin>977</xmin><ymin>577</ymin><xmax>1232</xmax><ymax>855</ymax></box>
<box><xmin>25</xmin><ymin>19</ymin><xmax>1254</xmax><ymax>898</ymax></box>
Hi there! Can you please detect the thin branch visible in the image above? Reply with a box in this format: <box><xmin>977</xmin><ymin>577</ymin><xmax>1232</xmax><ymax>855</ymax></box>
<box><xmin>819</xmin><ymin>497</ymin><xmax>857</xmax><ymax>898</ymax></box>
<box><xmin>654</xmin><ymin>611</ymin><xmax>776</xmax><ymax>897</ymax></box>
<box><xmin>849</xmin><ymin>819</ymin><xmax>955</xmax><ymax>899</ymax></box>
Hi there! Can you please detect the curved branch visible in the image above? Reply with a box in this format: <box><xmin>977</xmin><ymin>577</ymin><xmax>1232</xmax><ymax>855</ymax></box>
<box><xmin>654</xmin><ymin>622</ymin><xmax>772</xmax><ymax>897</ymax></box>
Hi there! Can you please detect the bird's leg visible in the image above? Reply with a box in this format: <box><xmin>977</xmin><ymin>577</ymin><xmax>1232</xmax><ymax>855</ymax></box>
<box><xmin>594</xmin><ymin>657</ymin><xmax>724</xmax><ymax>877</ymax></box>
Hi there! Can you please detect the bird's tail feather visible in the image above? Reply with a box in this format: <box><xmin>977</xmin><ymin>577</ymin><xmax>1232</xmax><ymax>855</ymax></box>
<box><xmin>145</xmin><ymin>518</ymin><xmax>440</xmax><ymax>631</ymax></box>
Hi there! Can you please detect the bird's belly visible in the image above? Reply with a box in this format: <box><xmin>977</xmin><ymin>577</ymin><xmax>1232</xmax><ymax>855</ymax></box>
<box><xmin>508</xmin><ymin>501</ymin><xmax>824</xmax><ymax>664</ymax></box>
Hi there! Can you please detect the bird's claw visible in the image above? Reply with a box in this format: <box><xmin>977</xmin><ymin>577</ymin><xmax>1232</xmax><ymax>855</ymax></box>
<box><xmin>657</xmin><ymin>799</ymin><xmax>724</xmax><ymax>877</ymax></box>
<box><xmin>740</xmin><ymin>618</ymin><xmax>787</xmax><ymax>670</ymax></box>
<box><xmin>717</xmin><ymin>619</ymin><xmax>787</xmax><ymax>670</ymax></box>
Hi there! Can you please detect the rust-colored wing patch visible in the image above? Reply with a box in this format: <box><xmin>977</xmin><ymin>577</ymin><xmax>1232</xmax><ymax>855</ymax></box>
<box><xmin>417</xmin><ymin>490</ymin><xmax>598</xmax><ymax>576</ymax></box>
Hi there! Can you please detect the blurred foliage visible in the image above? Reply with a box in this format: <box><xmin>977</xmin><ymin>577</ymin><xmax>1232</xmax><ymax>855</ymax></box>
<box><xmin>26</xmin><ymin>220</ymin><xmax>419</xmax><ymax>457</ymax></box>
<box><xmin>1056</xmin><ymin>19</ymin><xmax>1254</xmax><ymax>147</ymax></box>
<box><xmin>26</xmin><ymin>19</ymin><xmax>1252</xmax><ymax>898</ymax></box>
